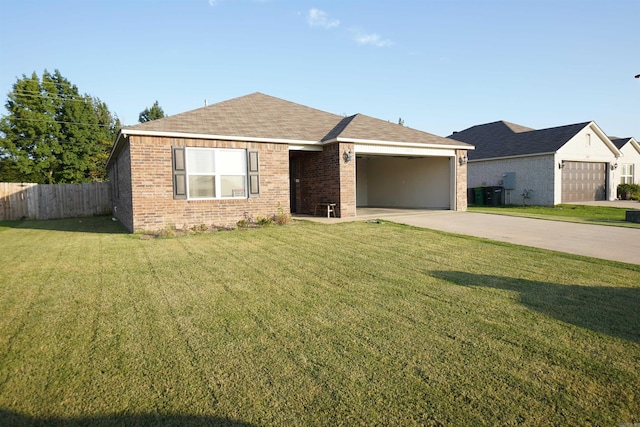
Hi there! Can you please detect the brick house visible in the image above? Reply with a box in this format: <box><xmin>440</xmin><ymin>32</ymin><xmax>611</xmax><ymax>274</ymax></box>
<box><xmin>106</xmin><ymin>93</ymin><xmax>473</xmax><ymax>232</ymax></box>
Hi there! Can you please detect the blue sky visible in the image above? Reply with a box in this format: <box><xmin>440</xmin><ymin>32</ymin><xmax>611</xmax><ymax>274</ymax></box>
<box><xmin>1</xmin><ymin>0</ymin><xmax>638</xmax><ymax>138</ymax></box>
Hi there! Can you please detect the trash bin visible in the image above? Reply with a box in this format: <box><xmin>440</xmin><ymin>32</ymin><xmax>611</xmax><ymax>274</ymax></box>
<box><xmin>482</xmin><ymin>186</ymin><xmax>504</xmax><ymax>206</ymax></box>
<box><xmin>473</xmin><ymin>187</ymin><xmax>485</xmax><ymax>205</ymax></box>
<box><xmin>491</xmin><ymin>186</ymin><xmax>504</xmax><ymax>206</ymax></box>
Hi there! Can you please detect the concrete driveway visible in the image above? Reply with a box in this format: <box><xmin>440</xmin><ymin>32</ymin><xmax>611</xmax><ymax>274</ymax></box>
<box><xmin>389</xmin><ymin>211</ymin><xmax>640</xmax><ymax>265</ymax></box>
<box><xmin>298</xmin><ymin>205</ymin><xmax>640</xmax><ymax>264</ymax></box>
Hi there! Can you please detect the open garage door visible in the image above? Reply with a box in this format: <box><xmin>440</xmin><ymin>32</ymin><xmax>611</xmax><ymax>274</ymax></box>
<box><xmin>561</xmin><ymin>161</ymin><xmax>606</xmax><ymax>203</ymax></box>
<box><xmin>356</xmin><ymin>155</ymin><xmax>451</xmax><ymax>209</ymax></box>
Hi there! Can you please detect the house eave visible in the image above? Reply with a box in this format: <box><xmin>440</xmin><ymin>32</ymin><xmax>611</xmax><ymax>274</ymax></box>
<box><xmin>326</xmin><ymin>137</ymin><xmax>474</xmax><ymax>151</ymax></box>
<box><xmin>119</xmin><ymin>129</ymin><xmax>320</xmax><ymax>146</ymax></box>
<box><xmin>469</xmin><ymin>152</ymin><xmax>557</xmax><ymax>162</ymax></box>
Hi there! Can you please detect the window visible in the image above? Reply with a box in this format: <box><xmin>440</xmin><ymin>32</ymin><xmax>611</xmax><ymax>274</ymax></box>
<box><xmin>620</xmin><ymin>164</ymin><xmax>634</xmax><ymax>184</ymax></box>
<box><xmin>172</xmin><ymin>147</ymin><xmax>260</xmax><ymax>200</ymax></box>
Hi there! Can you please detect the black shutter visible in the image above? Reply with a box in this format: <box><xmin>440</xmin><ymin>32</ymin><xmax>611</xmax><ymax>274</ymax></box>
<box><xmin>247</xmin><ymin>150</ymin><xmax>260</xmax><ymax>197</ymax></box>
<box><xmin>172</xmin><ymin>147</ymin><xmax>187</xmax><ymax>199</ymax></box>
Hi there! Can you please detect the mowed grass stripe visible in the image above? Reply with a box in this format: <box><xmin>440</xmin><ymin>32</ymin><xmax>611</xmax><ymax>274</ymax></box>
<box><xmin>0</xmin><ymin>217</ymin><xmax>638</xmax><ymax>426</ymax></box>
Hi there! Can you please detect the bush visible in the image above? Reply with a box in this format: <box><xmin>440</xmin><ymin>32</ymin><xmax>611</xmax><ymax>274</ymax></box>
<box><xmin>618</xmin><ymin>183</ymin><xmax>640</xmax><ymax>200</ymax></box>
<box><xmin>274</xmin><ymin>204</ymin><xmax>292</xmax><ymax>225</ymax></box>
<box><xmin>256</xmin><ymin>216</ymin><xmax>274</xmax><ymax>226</ymax></box>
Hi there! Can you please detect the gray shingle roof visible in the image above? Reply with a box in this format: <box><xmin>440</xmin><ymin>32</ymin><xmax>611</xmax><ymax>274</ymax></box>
<box><xmin>329</xmin><ymin>114</ymin><xmax>468</xmax><ymax>146</ymax></box>
<box><xmin>609</xmin><ymin>137</ymin><xmax>633</xmax><ymax>150</ymax></box>
<box><xmin>123</xmin><ymin>92</ymin><xmax>471</xmax><ymax>148</ymax></box>
<box><xmin>447</xmin><ymin>120</ymin><xmax>590</xmax><ymax>160</ymax></box>
<box><xmin>126</xmin><ymin>92</ymin><xmax>344</xmax><ymax>142</ymax></box>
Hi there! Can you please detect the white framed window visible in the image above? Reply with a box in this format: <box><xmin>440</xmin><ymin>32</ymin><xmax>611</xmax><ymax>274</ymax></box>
<box><xmin>185</xmin><ymin>148</ymin><xmax>247</xmax><ymax>199</ymax></box>
<box><xmin>620</xmin><ymin>164</ymin><xmax>634</xmax><ymax>184</ymax></box>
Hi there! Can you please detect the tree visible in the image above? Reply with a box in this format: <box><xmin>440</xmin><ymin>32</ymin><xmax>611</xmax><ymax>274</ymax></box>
<box><xmin>138</xmin><ymin>101</ymin><xmax>165</xmax><ymax>123</ymax></box>
<box><xmin>0</xmin><ymin>70</ymin><xmax>120</xmax><ymax>183</ymax></box>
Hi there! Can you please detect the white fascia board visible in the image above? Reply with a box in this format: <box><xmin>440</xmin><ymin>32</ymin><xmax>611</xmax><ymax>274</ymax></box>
<box><xmin>105</xmin><ymin>130</ymin><xmax>125</xmax><ymax>168</ymax></box>
<box><xmin>354</xmin><ymin>143</ymin><xmax>455</xmax><ymax>157</ymax></box>
<box><xmin>324</xmin><ymin>137</ymin><xmax>474</xmax><ymax>151</ymax></box>
<box><xmin>588</xmin><ymin>122</ymin><xmax>622</xmax><ymax>157</ymax></box>
<box><xmin>469</xmin><ymin>152</ymin><xmax>556</xmax><ymax>162</ymax></box>
<box><xmin>120</xmin><ymin>129</ymin><xmax>321</xmax><ymax>146</ymax></box>
<box><xmin>288</xmin><ymin>144</ymin><xmax>323</xmax><ymax>152</ymax></box>
<box><xmin>629</xmin><ymin>138</ymin><xmax>640</xmax><ymax>154</ymax></box>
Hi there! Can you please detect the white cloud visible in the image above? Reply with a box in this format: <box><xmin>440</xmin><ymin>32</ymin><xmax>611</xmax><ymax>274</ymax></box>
<box><xmin>354</xmin><ymin>32</ymin><xmax>393</xmax><ymax>47</ymax></box>
<box><xmin>308</xmin><ymin>8</ymin><xmax>340</xmax><ymax>29</ymax></box>
<box><xmin>208</xmin><ymin>0</ymin><xmax>216</xmax><ymax>5</ymax></box>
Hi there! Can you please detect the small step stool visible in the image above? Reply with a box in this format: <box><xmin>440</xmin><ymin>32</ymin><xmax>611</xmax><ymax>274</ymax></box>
<box><xmin>314</xmin><ymin>202</ymin><xmax>337</xmax><ymax>218</ymax></box>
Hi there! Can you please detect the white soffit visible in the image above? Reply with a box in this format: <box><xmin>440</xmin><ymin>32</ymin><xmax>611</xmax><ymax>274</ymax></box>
<box><xmin>354</xmin><ymin>144</ymin><xmax>455</xmax><ymax>157</ymax></box>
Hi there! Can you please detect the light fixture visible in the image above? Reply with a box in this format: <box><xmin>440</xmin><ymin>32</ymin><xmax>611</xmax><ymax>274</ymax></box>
<box><xmin>343</xmin><ymin>150</ymin><xmax>353</xmax><ymax>163</ymax></box>
<box><xmin>558</xmin><ymin>162</ymin><xmax>565</xmax><ymax>169</ymax></box>
<box><xmin>458</xmin><ymin>155</ymin><xmax>468</xmax><ymax>166</ymax></box>
<box><xmin>611</xmin><ymin>163</ymin><xmax>618</xmax><ymax>170</ymax></box>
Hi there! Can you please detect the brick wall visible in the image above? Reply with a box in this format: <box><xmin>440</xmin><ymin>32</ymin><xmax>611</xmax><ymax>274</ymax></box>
<box><xmin>126</xmin><ymin>135</ymin><xmax>289</xmax><ymax>232</ymax></box>
<box><xmin>456</xmin><ymin>149</ymin><xmax>468</xmax><ymax>211</ymax></box>
<box><xmin>291</xmin><ymin>142</ymin><xmax>356</xmax><ymax>218</ymax></box>
<box><xmin>109</xmin><ymin>140</ymin><xmax>134</xmax><ymax>231</ymax></box>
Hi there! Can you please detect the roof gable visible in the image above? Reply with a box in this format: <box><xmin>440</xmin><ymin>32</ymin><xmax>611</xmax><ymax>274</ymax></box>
<box><xmin>610</xmin><ymin>137</ymin><xmax>640</xmax><ymax>154</ymax></box>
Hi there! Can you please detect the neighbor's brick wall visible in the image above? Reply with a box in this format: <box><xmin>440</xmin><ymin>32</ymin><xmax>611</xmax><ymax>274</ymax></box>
<box><xmin>292</xmin><ymin>142</ymin><xmax>355</xmax><ymax>218</ymax></box>
<box><xmin>128</xmin><ymin>135</ymin><xmax>289</xmax><ymax>232</ymax></box>
<box><xmin>456</xmin><ymin>150</ymin><xmax>468</xmax><ymax>211</ymax></box>
<box><xmin>109</xmin><ymin>139</ymin><xmax>134</xmax><ymax>231</ymax></box>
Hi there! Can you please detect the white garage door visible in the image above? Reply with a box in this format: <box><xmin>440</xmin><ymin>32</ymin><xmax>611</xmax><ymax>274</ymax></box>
<box><xmin>561</xmin><ymin>161</ymin><xmax>606</xmax><ymax>203</ymax></box>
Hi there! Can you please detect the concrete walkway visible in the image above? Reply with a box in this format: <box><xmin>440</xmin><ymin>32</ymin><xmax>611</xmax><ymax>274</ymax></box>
<box><xmin>297</xmin><ymin>204</ymin><xmax>640</xmax><ymax>264</ymax></box>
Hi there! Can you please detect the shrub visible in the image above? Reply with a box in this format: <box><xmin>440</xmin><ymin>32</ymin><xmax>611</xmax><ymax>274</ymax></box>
<box><xmin>618</xmin><ymin>183</ymin><xmax>640</xmax><ymax>200</ymax></box>
<box><xmin>274</xmin><ymin>204</ymin><xmax>292</xmax><ymax>225</ymax></box>
<box><xmin>257</xmin><ymin>216</ymin><xmax>274</xmax><ymax>226</ymax></box>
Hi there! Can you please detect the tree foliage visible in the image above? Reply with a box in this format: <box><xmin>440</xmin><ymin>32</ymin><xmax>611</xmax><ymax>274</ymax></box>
<box><xmin>0</xmin><ymin>70</ymin><xmax>120</xmax><ymax>183</ymax></box>
<box><xmin>138</xmin><ymin>100</ymin><xmax>165</xmax><ymax>123</ymax></box>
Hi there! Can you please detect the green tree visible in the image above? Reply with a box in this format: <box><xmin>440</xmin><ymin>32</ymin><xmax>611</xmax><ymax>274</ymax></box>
<box><xmin>138</xmin><ymin>100</ymin><xmax>165</xmax><ymax>123</ymax></box>
<box><xmin>0</xmin><ymin>70</ymin><xmax>120</xmax><ymax>183</ymax></box>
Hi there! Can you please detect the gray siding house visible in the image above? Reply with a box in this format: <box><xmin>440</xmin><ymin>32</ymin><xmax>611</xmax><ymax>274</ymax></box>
<box><xmin>448</xmin><ymin>121</ymin><xmax>622</xmax><ymax>205</ymax></box>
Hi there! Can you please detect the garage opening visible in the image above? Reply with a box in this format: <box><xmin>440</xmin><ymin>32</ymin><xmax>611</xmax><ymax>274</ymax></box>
<box><xmin>561</xmin><ymin>161</ymin><xmax>606</xmax><ymax>202</ymax></box>
<box><xmin>356</xmin><ymin>155</ymin><xmax>451</xmax><ymax>209</ymax></box>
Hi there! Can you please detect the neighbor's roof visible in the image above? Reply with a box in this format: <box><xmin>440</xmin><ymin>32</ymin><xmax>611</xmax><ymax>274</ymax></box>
<box><xmin>610</xmin><ymin>136</ymin><xmax>634</xmax><ymax>149</ymax></box>
<box><xmin>447</xmin><ymin>120</ymin><xmax>596</xmax><ymax>160</ymax></box>
<box><xmin>610</xmin><ymin>136</ymin><xmax>640</xmax><ymax>154</ymax></box>
<box><xmin>118</xmin><ymin>92</ymin><xmax>472</xmax><ymax>148</ymax></box>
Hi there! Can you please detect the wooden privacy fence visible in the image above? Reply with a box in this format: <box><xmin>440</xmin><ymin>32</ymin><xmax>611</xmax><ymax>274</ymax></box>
<box><xmin>0</xmin><ymin>182</ymin><xmax>112</xmax><ymax>221</ymax></box>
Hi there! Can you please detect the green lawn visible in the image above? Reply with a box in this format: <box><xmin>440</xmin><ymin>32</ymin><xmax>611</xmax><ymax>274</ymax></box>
<box><xmin>469</xmin><ymin>203</ymin><xmax>640</xmax><ymax>228</ymax></box>
<box><xmin>1</xmin><ymin>217</ymin><xmax>639</xmax><ymax>426</ymax></box>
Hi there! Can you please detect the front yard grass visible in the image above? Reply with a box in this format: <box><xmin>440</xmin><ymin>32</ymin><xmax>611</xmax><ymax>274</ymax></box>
<box><xmin>0</xmin><ymin>217</ymin><xmax>638</xmax><ymax>426</ymax></box>
<box><xmin>470</xmin><ymin>203</ymin><xmax>640</xmax><ymax>228</ymax></box>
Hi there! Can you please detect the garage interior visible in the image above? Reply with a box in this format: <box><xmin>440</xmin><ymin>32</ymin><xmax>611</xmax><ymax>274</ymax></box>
<box><xmin>356</xmin><ymin>155</ymin><xmax>452</xmax><ymax>210</ymax></box>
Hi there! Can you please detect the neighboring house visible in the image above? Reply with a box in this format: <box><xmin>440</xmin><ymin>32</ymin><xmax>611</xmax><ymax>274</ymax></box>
<box><xmin>106</xmin><ymin>93</ymin><xmax>473</xmax><ymax>232</ymax></box>
<box><xmin>610</xmin><ymin>137</ymin><xmax>640</xmax><ymax>185</ymax></box>
<box><xmin>447</xmin><ymin>120</ymin><xmax>622</xmax><ymax>206</ymax></box>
